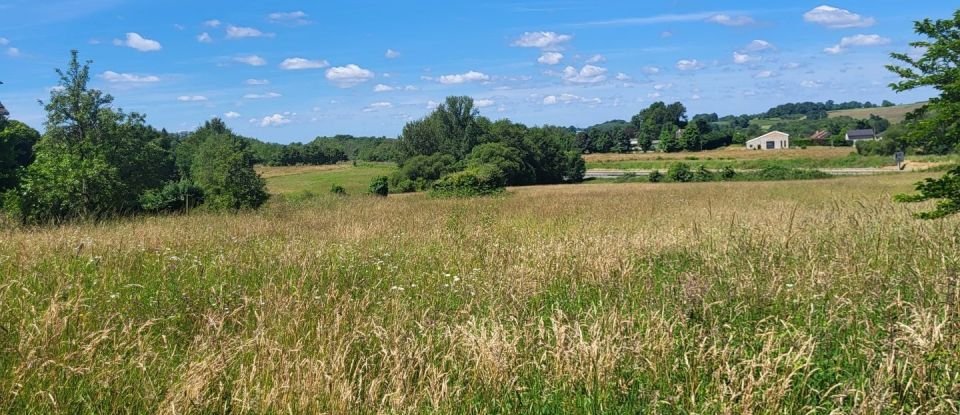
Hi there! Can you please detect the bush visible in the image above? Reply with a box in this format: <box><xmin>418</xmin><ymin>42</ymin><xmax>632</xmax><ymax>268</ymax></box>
<box><xmin>564</xmin><ymin>151</ymin><xmax>586</xmax><ymax>182</ymax></box>
<box><xmin>751</xmin><ymin>166</ymin><xmax>832</xmax><ymax>181</ymax></box>
<box><xmin>139</xmin><ymin>180</ymin><xmax>204</xmax><ymax>213</ymax></box>
<box><xmin>330</xmin><ymin>184</ymin><xmax>347</xmax><ymax>196</ymax></box>
<box><xmin>855</xmin><ymin>139</ymin><xmax>903</xmax><ymax>156</ymax></box>
<box><xmin>721</xmin><ymin>166</ymin><xmax>737</xmax><ymax>180</ymax></box>
<box><xmin>895</xmin><ymin>165</ymin><xmax>960</xmax><ymax>219</ymax></box>
<box><xmin>694</xmin><ymin>165</ymin><xmax>714</xmax><ymax>182</ymax></box>
<box><xmin>667</xmin><ymin>163</ymin><xmax>693</xmax><ymax>182</ymax></box>
<box><xmin>192</xmin><ymin>133</ymin><xmax>269</xmax><ymax>211</ymax></box>
<box><xmin>429</xmin><ymin>164</ymin><xmax>506</xmax><ymax>198</ymax></box>
<box><xmin>467</xmin><ymin>143</ymin><xmax>534</xmax><ymax>186</ymax></box>
<box><xmin>369</xmin><ymin>176</ymin><xmax>389</xmax><ymax>196</ymax></box>
<box><xmin>648</xmin><ymin>170</ymin><xmax>664</xmax><ymax>183</ymax></box>
<box><xmin>390</xmin><ymin>153</ymin><xmax>458</xmax><ymax>190</ymax></box>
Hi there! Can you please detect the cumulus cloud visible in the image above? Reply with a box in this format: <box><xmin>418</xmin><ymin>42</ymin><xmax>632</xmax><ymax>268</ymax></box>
<box><xmin>224</xmin><ymin>111</ymin><xmax>241</xmax><ymax>118</ymax></box>
<box><xmin>804</xmin><ymin>5</ymin><xmax>875</xmax><ymax>28</ymax></box>
<box><xmin>326</xmin><ymin>64</ymin><xmax>375</xmax><ymax>87</ymax></box>
<box><xmin>744</xmin><ymin>40</ymin><xmax>775</xmax><ymax>52</ymax></box>
<box><xmin>363</xmin><ymin>102</ymin><xmax>393</xmax><ymax>112</ymax></box>
<box><xmin>561</xmin><ymin>65</ymin><xmax>607</xmax><ymax>83</ymax></box>
<box><xmin>642</xmin><ymin>66</ymin><xmax>661</xmax><ymax>75</ymax></box>
<box><xmin>197</xmin><ymin>32</ymin><xmax>213</xmax><ymax>43</ymax></box>
<box><xmin>177</xmin><ymin>95</ymin><xmax>207</xmax><ymax>102</ymax></box>
<box><xmin>511</xmin><ymin>31</ymin><xmax>572</xmax><ymax>49</ymax></box>
<box><xmin>235</xmin><ymin>55</ymin><xmax>267</xmax><ymax>66</ymax></box>
<box><xmin>706</xmin><ymin>14</ymin><xmax>755</xmax><ymax>27</ymax></box>
<box><xmin>203</xmin><ymin>19</ymin><xmax>221</xmax><ymax>28</ymax></box>
<box><xmin>245</xmin><ymin>79</ymin><xmax>270</xmax><ymax>85</ymax></box>
<box><xmin>733</xmin><ymin>52</ymin><xmax>757</xmax><ymax>64</ymax></box>
<box><xmin>824</xmin><ymin>34</ymin><xmax>891</xmax><ymax>54</ymax></box>
<box><xmin>226</xmin><ymin>25</ymin><xmax>271</xmax><ymax>39</ymax></box>
<box><xmin>754</xmin><ymin>70</ymin><xmax>776</xmax><ymax>78</ymax></box>
<box><xmin>114</xmin><ymin>32</ymin><xmax>162</xmax><ymax>52</ymax></box>
<box><xmin>101</xmin><ymin>71</ymin><xmax>160</xmax><ymax>83</ymax></box>
<box><xmin>280</xmin><ymin>57</ymin><xmax>329</xmax><ymax>70</ymax></box>
<box><xmin>474</xmin><ymin>99</ymin><xmax>496</xmax><ymax>108</ymax></box>
<box><xmin>0</xmin><ymin>37</ymin><xmax>8</xmax><ymax>45</ymax></box>
<box><xmin>542</xmin><ymin>93</ymin><xmax>600</xmax><ymax>105</ymax></box>
<box><xmin>385</xmin><ymin>49</ymin><xmax>401</xmax><ymax>59</ymax></box>
<box><xmin>243</xmin><ymin>92</ymin><xmax>282</xmax><ymax>99</ymax></box>
<box><xmin>373</xmin><ymin>84</ymin><xmax>395</xmax><ymax>92</ymax></box>
<box><xmin>801</xmin><ymin>80</ymin><xmax>823</xmax><ymax>88</ymax></box>
<box><xmin>585</xmin><ymin>54</ymin><xmax>606</xmax><ymax>64</ymax></box>
<box><xmin>260</xmin><ymin>114</ymin><xmax>291</xmax><ymax>127</ymax></box>
<box><xmin>437</xmin><ymin>70</ymin><xmax>490</xmax><ymax>84</ymax></box>
<box><xmin>7</xmin><ymin>47</ymin><xmax>21</xmax><ymax>57</ymax></box>
<box><xmin>615</xmin><ymin>73</ymin><xmax>631</xmax><ymax>81</ymax></box>
<box><xmin>676</xmin><ymin>59</ymin><xmax>704</xmax><ymax>71</ymax></box>
<box><xmin>268</xmin><ymin>11</ymin><xmax>310</xmax><ymax>25</ymax></box>
<box><xmin>538</xmin><ymin>52</ymin><xmax>563</xmax><ymax>65</ymax></box>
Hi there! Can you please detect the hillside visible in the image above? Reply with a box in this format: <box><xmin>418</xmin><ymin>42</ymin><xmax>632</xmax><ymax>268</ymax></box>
<box><xmin>828</xmin><ymin>102</ymin><xmax>926</xmax><ymax>124</ymax></box>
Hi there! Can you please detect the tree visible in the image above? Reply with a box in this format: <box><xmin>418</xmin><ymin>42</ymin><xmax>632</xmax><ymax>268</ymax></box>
<box><xmin>191</xmin><ymin>133</ymin><xmax>268</xmax><ymax>210</ymax></box>
<box><xmin>658</xmin><ymin>126</ymin><xmax>682</xmax><ymax>153</ymax></box>
<box><xmin>0</xmin><ymin>120</ymin><xmax>40</xmax><ymax>191</ymax></box>
<box><xmin>896</xmin><ymin>165</ymin><xmax>960</xmax><ymax>219</ymax></box>
<box><xmin>680</xmin><ymin>122</ymin><xmax>703</xmax><ymax>152</ymax></box>
<box><xmin>631</xmin><ymin>102</ymin><xmax>687</xmax><ymax>152</ymax></box>
<box><xmin>887</xmin><ymin>10</ymin><xmax>960</xmax><ymax>154</ymax></box>
<box><xmin>467</xmin><ymin>142</ymin><xmax>534</xmax><ymax>186</ymax></box>
<box><xmin>369</xmin><ymin>176</ymin><xmax>389</xmax><ymax>196</ymax></box>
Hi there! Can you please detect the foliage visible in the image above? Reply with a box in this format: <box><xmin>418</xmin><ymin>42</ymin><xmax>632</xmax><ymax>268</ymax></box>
<box><xmin>267</xmin><ymin>142</ymin><xmax>347</xmax><ymax>166</ymax></box>
<box><xmin>658</xmin><ymin>126</ymin><xmax>682</xmax><ymax>153</ymax></box>
<box><xmin>391</xmin><ymin>153</ymin><xmax>459</xmax><ymax>192</ymax></box>
<box><xmin>0</xmin><ymin>120</ymin><xmax>40</xmax><ymax>191</ymax></box>
<box><xmin>648</xmin><ymin>170</ymin><xmax>663</xmax><ymax>183</ymax></box>
<box><xmin>855</xmin><ymin>138</ymin><xmax>905</xmax><ymax>156</ymax></box>
<box><xmin>369</xmin><ymin>176</ymin><xmax>389</xmax><ymax>196</ymax></box>
<box><xmin>467</xmin><ymin>142</ymin><xmax>534</xmax><ymax>186</ymax></box>
<box><xmin>667</xmin><ymin>163</ymin><xmax>693</xmax><ymax>182</ymax></box>
<box><xmin>895</xmin><ymin>165</ymin><xmax>960</xmax><ymax>218</ymax></box>
<box><xmin>191</xmin><ymin>133</ymin><xmax>269</xmax><ymax>210</ymax></box>
<box><xmin>429</xmin><ymin>164</ymin><xmax>506</xmax><ymax>198</ymax></box>
<box><xmin>139</xmin><ymin>180</ymin><xmax>204</xmax><ymax>213</ymax></box>
<box><xmin>330</xmin><ymin>184</ymin><xmax>347</xmax><ymax>196</ymax></box>
<box><xmin>764</xmin><ymin>100</ymin><xmax>883</xmax><ymax>120</ymax></box>
<box><xmin>631</xmin><ymin>101</ymin><xmax>687</xmax><ymax>153</ymax></box>
<box><xmin>750</xmin><ymin>166</ymin><xmax>832</xmax><ymax>181</ymax></box>
<box><xmin>694</xmin><ymin>165</ymin><xmax>714</xmax><ymax>182</ymax></box>
<box><xmin>887</xmin><ymin>10</ymin><xmax>960</xmax><ymax>154</ymax></box>
<box><xmin>721</xmin><ymin>166</ymin><xmax>737</xmax><ymax>180</ymax></box>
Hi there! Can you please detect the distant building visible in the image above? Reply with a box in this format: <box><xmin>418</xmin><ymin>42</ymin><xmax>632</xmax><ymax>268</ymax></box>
<box><xmin>845</xmin><ymin>129</ymin><xmax>878</xmax><ymax>142</ymax></box>
<box><xmin>747</xmin><ymin>131</ymin><xmax>790</xmax><ymax>150</ymax></box>
<box><xmin>810</xmin><ymin>130</ymin><xmax>830</xmax><ymax>140</ymax></box>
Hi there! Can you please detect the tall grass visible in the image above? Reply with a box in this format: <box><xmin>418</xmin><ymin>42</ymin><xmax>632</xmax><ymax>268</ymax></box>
<box><xmin>0</xmin><ymin>174</ymin><xmax>958</xmax><ymax>413</ymax></box>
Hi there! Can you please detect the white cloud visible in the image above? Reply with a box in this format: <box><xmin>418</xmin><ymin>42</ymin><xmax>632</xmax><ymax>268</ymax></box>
<box><xmin>363</xmin><ymin>102</ymin><xmax>393</xmax><ymax>112</ymax></box>
<box><xmin>676</xmin><ymin>59</ymin><xmax>704</xmax><ymax>71</ymax></box>
<box><xmin>268</xmin><ymin>11</ymin><xmax>310</xmax><ymax>25</ymax></box>
<box><xmin>203</xmin><ymin>19</ymin><xmax>221</xmax><ymax>28</ymax></box>
<box><xmin>691</xmin><ymin>94</ymin><xmax>702</xmax><ymax>100</ymax></box>
<box><xmin>542</xmin><ymin>93</ymin><xmax>599</xmax><ymax>105</ymax></box>
<box><xmin>733</xmin><ymin>52</ymin><xmax>758</xmax><ymax>64</ymax></box>
<box><xmin>260</xmin><ymin>114</ymin><xmax>291</xmax><ymax>127</ymax></box>
<box><xmin>824</xmin><ymin>34</ymin><xmax>891</xmax><ymax>54</ymax></box>
<box><xmin>226</xmin><ymin>26</ymin><xmax>270</xmax><ymax>39</ymax></box>
<box><xmin>562</xmin><ymin>65</ymin><xmax>607</xmax><ymax>83</ymax></box>
<box><xmin>474</xmin><ymin>99</ymin><xmax>495</xmax><ymax>108</ymax></box>
<box><xmin>326</xmin><ymin>64</ymin><xmax>375</xmax><ymax>87</ymax></box>
<box><xmin>781</xmin><ymin>62</ymin><xmax>801</xmax><ymax>70</ymax></box>
<box><xmin>6</xmin><ymin>47</ymin><xmax>20</xmax><ymax>57</ymax></box>
<box><xmin>754</xmin><ymin>70</ymin><xmax>775</xmax><ymax>78</ymax></box>
<box><xmin>660</xmin><ymin>31</ymin><xmax>673</xmax><ymax>38</ymax></box>
<box><xmin>801</xmin><ymin>80</ymin><xmax>823</xmax><ymax>88</ymax></box>
<box><xmin>585</xmin><ymin>54</ymin><xmax>606</xmax><ymax>64</ymax></box>
<box><xmin>744</xmin><ymin>40</ymin><xmax>775</xmax><ymax>52</ymax></box>
<box><xmin>280</xmin><ymin>57</ymin><xmax>329</xmax><ymax>70</ymax></box>
<box><xmin>804</xmin><ymin>5</ymin><xmax>875</xmax><ymax>29</ymax></box>
<box><xmin>235</xmin><ymin>55</ymin><xmax>267</xmax><ymax>66</ymax></box>
<box><xmin>197</xmin><ymin>32</ymin><xmax>212</xmax><ymax>43</ymax></box>
<box><xmin>615</xmin><ymin>72</ymin><xmax>631</xmax><ymax>81</ymax></box>
<box><xmin>373</xmin><ymin>84</ymin><xmax>395</xmax><ymax>92</ymax></box>
<box><xmin>647</xmin><ymin>92</ymin><xmax>662</xmax><ymax>99</ymax></box>
<box><xmin>0</xmin><ymin>38</ymin><xmax>8</xmax><ymax>45</ymax></box>
<box><xmin>385</xmin><ymin>49</ymin><xmax>401</xmax><ymax>59</ymax></box>
<box><xmin>426</xmin><ymin>100</ymin><xmax>440</xmax><ymax>110</ymax></box>
<box><xmin>114</xmin><ymin>32</ymin><xmax>161</xmax><ymax>52</ymax></box>
<box><xmin>437</xmin><ymin>70</ymin><xmax>490</xmax><ymax>84</ymax></box>
<box><xmin>653</xmin><ymin>83</ymin><xmax>673</xmax><ymax>90</ymax></box>
<box><xmin>224</xmin><ymin>111</ymin><xmax>241</xmax><ymax>119</ymax></box>
<box><xmin>538</xmin><ymin>52</ymin><xmax>563</xmax><ymax>65</ymax></box>
<box><xmin>243</xmin><ymin>92</ymin><xmax>282</xmax><ymax>99</ymax></box>
<box><xmin>706</xmin><ymin>14</ymin><xmax>755</xmax><ymax>27</ymax></box>
<box><xmin>101</xmin><ymin>71</ymin><xmax>160</xmax><ymax>83</ymax></box>
<box><xmin>245</xmin><ymin>79</ymin><xmax>270</xmax><ymax>85</ymax></box>
<box><xmin>642</xmin><ymin>66</ymin><xmax>661</xmax><ymax>75</ymax></box>
<box><xmin>512</xmin><ymin>31</ymin><xmax>572</xmax><ymax>49</ymax></box>
<box><xmin>177</xmin><ymin>95</ymin><xmax>207</xmax><ymax>102</ymax></box>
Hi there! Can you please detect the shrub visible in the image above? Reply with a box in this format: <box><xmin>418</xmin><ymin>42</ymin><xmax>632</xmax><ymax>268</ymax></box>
<box><xmin>467</xmin><ymin>143</ymin><xmax>534</xmax><ymax>186</ymax></box>
<box><xmin>667</xmin><ymin>163</ymin><xmax>693</xmax><ymax>182</ymax></box>
<box><xmin>139</xmin><ymin>180</ymin><xmax>204</xmax><ymax>213</ymax></box>
<box><xmin>694</xmin><ymin>165</ymin><xmax>714</xmax><ymax>182</ymax></box>
<box><xmin>855</xmin><ymin>139</ymin><xmax>903</xmax><ymax>156</ymax></box>
<box><xmin>429</xmin><ymin>164</ymin><xmax>506</xmax><ymax>198</ymax></box>
<box><xmin>648</xmin><ymin>170</ymin><xmax>664</xmax><ymax>183</ymax></box>
<box><xmin>192</xmin><ymin>133</ymin><xmax>269</xmax><ymax>211</ymax></box>
<box><xmin>895</xmin><ymin>165</ymin><xmax>960</xmax><ymax>219</ymax></box>
<box><xmin>393</xmin><ymin>179</ymin><xmax>416</xmax><ymax>194</ymax></box>
<box><xmin>390</xmin><ymin>153</ymin><xmax>458</xmax><ymax>190</ymax></box>
<box><xmin>330</xmin><ymin>184</ymin><xmax>347</xmax><ymax>196</ymax></box>
<box><xmin>563</xmin><ymin>151</ymin><xmax>586</xmax><ymax>182</ymax></box>
<box><xmin>752</xmin><ymin>166</ymin><xmax>831</xmax><ymax>181</ymax></box>
<box><xmin>720</xmin><ymin>166</ymin><xmax>737</xmax><ymax>180</ymax></box>
<box><xmin>369</xmin><ymin>176</ymin><xmax>389</xmax><ymax>196</ymax></box>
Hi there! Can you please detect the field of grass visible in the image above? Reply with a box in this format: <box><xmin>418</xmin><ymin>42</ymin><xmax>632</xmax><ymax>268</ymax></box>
<box><xmin>257</xmin><ymin>162</ymin><xmax>396</xmax><ymax>197</ymax></box>
<box><xmin>586</xmin><ymin>147</ymin><xmax>957</xmax><ymax>171</ymax></box>
<box><xmin>829</xmin><ymin>102</ymin><xmax>927</xmax><ymax>124</ymax></box>
<box><xmin>1</xmin><ymin>171</ymin><xmax>958</xmax><ymax>413</ymax></box>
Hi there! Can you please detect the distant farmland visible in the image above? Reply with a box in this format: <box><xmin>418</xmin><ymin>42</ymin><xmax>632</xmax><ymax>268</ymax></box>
<box><xmin>828</xmin><ymin>102</ymin><xmax>926</xmax><ymax>124</ymax></box>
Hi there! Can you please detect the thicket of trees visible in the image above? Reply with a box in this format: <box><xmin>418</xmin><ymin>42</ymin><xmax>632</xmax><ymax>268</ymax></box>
<box><xmin>389</xmin><ymin>96</ymin><xmax>584</xmax><ymax>194</ymax></box>
<box><xmin>1</xmin><ymin>51</ymin><xmax>268</xmax><ymax>224</ymax></box>
<box><xmin>763</xmin><ymin>100</ymin><xmax>893</xmax><ymax>120</ymax></box>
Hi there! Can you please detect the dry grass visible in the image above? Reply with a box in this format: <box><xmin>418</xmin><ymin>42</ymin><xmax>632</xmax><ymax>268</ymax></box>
<box><xmin>829</xmin><ymin>102</ymin><xmax>927</xmax><ymax>124</ymax></box>
<box><xmin>584</xmin><ymin>146</ymin><xmax>856</xmax><ymax>163</ymax></box>
<box><xmin>0</xmin><ymin>173</ymin><xmax>959</xmax><ymax>413</ymax></box>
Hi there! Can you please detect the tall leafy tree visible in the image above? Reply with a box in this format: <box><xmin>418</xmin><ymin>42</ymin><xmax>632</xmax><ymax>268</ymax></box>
<box><xmin>0</xmin><ymin>120</ymin><xmax>40</xmax><ymax>191</ymax></box>
<box><xmin>658</xmin><ymin>126</ymin><xmax>682</xmax><ymax>153</ymax></box>
<box><xmin>191</xmin><ymin>132</ymin><xmax>268</xmax><ymax>210</ymax></box>
<box><xmin>887</xmin><ymin>10</ymin><xmax>960</xmax><ymax>154</ymax></box>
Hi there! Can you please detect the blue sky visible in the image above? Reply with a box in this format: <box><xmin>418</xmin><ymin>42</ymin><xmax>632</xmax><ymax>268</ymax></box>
<box><xmin>0</xmin><ymin>1</ymin><xmax>948</xmax><ymax>143</ymax></box>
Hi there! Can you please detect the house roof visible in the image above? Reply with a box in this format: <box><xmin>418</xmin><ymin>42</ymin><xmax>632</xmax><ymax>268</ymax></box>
<box><xmin>846</xmin><ymin>129</ymin><xmax>876</xmax><ymax>139</ymax></box>
<box><xmin>746</xmin><ymin>130</ymin><xmax>789</xmax><ymax>144</ymax></box>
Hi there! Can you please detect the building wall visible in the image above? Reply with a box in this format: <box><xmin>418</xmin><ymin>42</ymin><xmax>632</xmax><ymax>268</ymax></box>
<box><xmin>747</xmin><ymin>133</ymin><xmax>790</xmax><ymax>150</ymax></box>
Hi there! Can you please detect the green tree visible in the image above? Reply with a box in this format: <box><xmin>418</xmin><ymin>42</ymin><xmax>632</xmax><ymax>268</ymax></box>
<box><xmin>191</xmin><ymin>133</ymin><xmax>268</xmax><ymax>210</ymax></box>
<box><xmin>0</xmin><ymin>120</ymin><xmax>40</xmax><ymax>190</ymax></box>
<box><xmin>658</xmin><ymin>126</ymin><xmax>682</xmax><ymax>153</ymax></box>
<box><xmin>680</xmin><ymin>122</ymin><xmax>703</xmax><ymax>152</ymax></box>
<box><xmin>369</xmin><ymin>176</ymin><xmax>389</xmax><ymax>196</ymax></box>
<box><xmin>896</xmin><ymin>165</ymin><xmax>960</xmax><ymax>219</ymax></box>
<box><xmin>667</xmin><ymin>163</ymin><xmax>693</xmax><ymax>182</ymax></box>
<box><xmin>467</xmin><ymin>142</ymin><xmax>534</xmax><ymax>186</ymax></box>
<box><xmin>887</xmin><ymin>10</ymin><xmax>960</xmax><ymax>154</ymax></box>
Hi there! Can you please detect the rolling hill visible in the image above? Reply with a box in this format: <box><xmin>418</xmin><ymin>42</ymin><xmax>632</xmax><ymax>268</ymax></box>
<box><xmin>828</xmin><ymin>102</ymin><xmax>927</xmax><ymax>124</ymax></box>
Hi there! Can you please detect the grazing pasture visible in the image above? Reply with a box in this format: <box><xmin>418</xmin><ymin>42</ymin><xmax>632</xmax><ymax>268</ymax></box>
<box><xmin>1</xmin><ymin>172</ymin><xmax>958</xmax><ymax>413</ymax></box>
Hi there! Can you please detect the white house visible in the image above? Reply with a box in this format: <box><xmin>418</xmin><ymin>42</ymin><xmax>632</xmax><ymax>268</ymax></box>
<box><xmin>747</xmin><ymin>131</ymin><xmax>790</xmax><ymax>150</ymax></box>
<box><xmin>845</xmin><ymin>129</ymin><xmax>878</xmax><ymax>142</ymax></box>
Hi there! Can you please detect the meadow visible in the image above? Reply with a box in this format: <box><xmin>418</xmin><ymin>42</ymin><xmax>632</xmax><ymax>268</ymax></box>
<box><xmin>0</xmin><ymin>167</ymin><xmax>958</xmax><ymax>414</ymax></box>
<box><xmin>828</xmin><ymin>102</ymin><xmax>928</xmax><ymax>124</ymax></box>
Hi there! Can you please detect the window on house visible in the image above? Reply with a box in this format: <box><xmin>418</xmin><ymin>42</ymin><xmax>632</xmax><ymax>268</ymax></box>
<box><xmin>766</xmin><ymin>141</ymin><xmax>775</xmax><ymax>149</ymax></box>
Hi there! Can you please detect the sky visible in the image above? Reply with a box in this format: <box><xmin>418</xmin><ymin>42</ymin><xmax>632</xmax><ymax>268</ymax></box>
<box><xmin>0</xmin><ymin>1</ymin><xmax>949</xmax><ymax>143</ymax></box>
